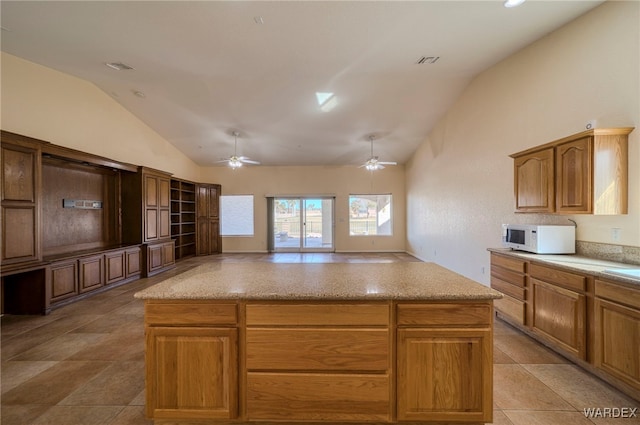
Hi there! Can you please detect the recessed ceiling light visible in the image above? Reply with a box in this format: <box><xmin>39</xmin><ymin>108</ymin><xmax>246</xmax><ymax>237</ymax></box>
<box><xmin>504</xmin><ymin>0</ymin><xmax>526</xmax><ymax>8</ymax></box>
<box><xmin>105</xmin><ymin>62</ymin><xmax>135</xmax><ymax>71</ymax></box>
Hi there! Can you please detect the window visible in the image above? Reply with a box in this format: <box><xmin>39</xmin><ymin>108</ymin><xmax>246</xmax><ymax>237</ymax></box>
<box><xmin>349</xmin><ymin>194</ymin><xmax>392</xmax><ymax>236</ymax></box>
<box><xmin>220</xmin><ymin>195</ymin><xmax>254</xmax><ymax>236</ymax></box>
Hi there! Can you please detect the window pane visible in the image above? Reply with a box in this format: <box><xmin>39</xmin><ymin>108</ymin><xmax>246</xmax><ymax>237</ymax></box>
<box><xmin>349</xmin><ymin>194</ymin><xmax>392</xmax><ymax>236</ymax></box>
<box><xmin>220</xmin><ymin>195</ymin><xmax>254</xmax><ymax>236</ymax></box>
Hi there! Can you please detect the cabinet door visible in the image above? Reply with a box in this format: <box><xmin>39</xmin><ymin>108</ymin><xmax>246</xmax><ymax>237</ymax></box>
<box><xmin>145</xmin><ymin>327</ymin><xmax>238</xmax><ymax>420</ymax></box>
<box><xmin>594</xmin><ymin>298</ymin><xmax>640</xmax><ymax>390</ymax></box>
<box><xmin>79</xmin><ymin>255</ymin><xmax>104</xmax><ymax>293</ymax></box>
<box><xmin>105</xmin><ymin>251</ymin><xmax>126</xmax><ymax>284</ymax></box>
<box><xmin>1</xmin><ymin>143</ymin><xmax>40</xmax><ymax>264</ymax></box>
<box><xmin>556</xmin><ymin>136</ymin><xmax>592</xmax><ymax>213</ymax></box>
<box><xmin>158</xmin><ymin>177</ymin><xmax>171</xmax><ymax>238</ymax></box>
<box><xmin>162</xmin><ymin>241</ymin><xmax>175</xmax><ymax>267</ymax></box>
<box><xmin>531</xmin><ymin>278</ymin><xmax>586</xmax><ymax>359</ymax></box>
<box><xmin>513</xmin><ymin>148</ymin><xmax>554</xmax><ymax>212</ymax></box>
<box><xmin>49</xmin><ymin>261</ymin><xmax>78</xmax><ymax>302</ymax></box>
<box><xmin>397</xmin><ymin>328</ymin><xmax>492</xmax><ymax>423</ymax></box>
<box><xmin>147</xmin><ymin>243</ymin><xmax>164</xmax><ymax>273</ymax></box>
<box><xmin>144</xmin><ymin>174</ymin><xmax>159</xmax><ymax>242</ymax></box>
<box><xmin>125</xmin><ymin>247</ymin><xmax>141</xmax><ymax>277</ymax></box>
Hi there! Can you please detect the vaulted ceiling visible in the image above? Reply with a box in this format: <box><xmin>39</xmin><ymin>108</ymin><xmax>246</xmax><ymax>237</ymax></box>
<box><xmin>1</xmin><ymin>1</ymin><xmax>604</xmax><ymax>166</ymax></box>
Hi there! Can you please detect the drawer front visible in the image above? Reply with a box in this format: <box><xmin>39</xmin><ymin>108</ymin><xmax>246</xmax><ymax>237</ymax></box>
<box><xmin>246</xmin><ymin>372</ymin><xmax>389</xmax><ymax>421</ymax></box>
<box><xmin>247</xmin><ymin>329</ymin><xmax>389</xmax><ymax>371</ymax></box>
<box><xmin>595</xmin><ymin>280</ymin><xmax>640</xmax><ymax>310</ymax></box>
<box><xmin>246</xmin><ymin>303</ymin><xmax>389</xmax><ymax>326</ymax></box>
<box><xmin>491</xmin><ymin>254</ymin><xmax>527</xmax><ymax>273</ymax></box>
<box><xmin>145</xmin><ymin>302</ymin><xmax>237</xmax><ymax>326</ymax></box>
<box><xmin>491</xmin><ymin>277</ymin><xmax>526</xmax><ymax>301</ymax></box>
<box><xmin>397</xmin><ymin>303</ymin><xmax>492</xmax><ymax>326</ymax></box>
<box><xmin>530</xmin><ymin>263</ymin><xmax>586</xmax><ymax>292</ymax></box>
<box><xmin>491</xmin><ymin>266</ymin><xmax>526</xmax><ymax>287</ymax></box>
<box><xmin>494</xmin><ymin>294</ymin><xmax>525</xmax><ymax>326</ymax></box>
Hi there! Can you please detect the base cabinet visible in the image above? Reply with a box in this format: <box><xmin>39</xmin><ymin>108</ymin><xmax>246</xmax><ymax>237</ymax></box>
<box><xmin>50</xmin><ymin>260</ymin><xmax>78</xmax><ymax>302</ymax></box>
<box><xmin>144</xmin><ymin>300</ymin><xmax>494</xmax><ymax>424</ymax></box>
<box><xmin>145</xmin><ymin>327</ymin><xmax>238</xmax><ymax>420</ymax></box>
<box><xmin>594</xmin><ymin>280</ymin><xmax>640</xmax><ymax>392</ymax></box>
<box><xmin>146</xmin><ymin>241</ymin><xmax>175</xmax><ymax>277</ymax></box>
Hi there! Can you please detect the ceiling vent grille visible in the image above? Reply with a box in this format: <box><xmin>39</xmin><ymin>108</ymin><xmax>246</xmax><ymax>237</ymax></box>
<box><xmin>415</xmin><ymin>56</ymin><xmax>440</xmax><ymax>64</ymax></box>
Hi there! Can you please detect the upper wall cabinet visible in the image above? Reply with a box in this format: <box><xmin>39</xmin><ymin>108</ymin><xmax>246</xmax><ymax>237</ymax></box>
<box><xmin>511</xmin><ymin>128</ymin><xmax>634</xmax><ymax>215</ymax></box>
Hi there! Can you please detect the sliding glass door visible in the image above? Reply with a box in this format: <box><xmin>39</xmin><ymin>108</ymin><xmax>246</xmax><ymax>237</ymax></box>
<box><xmin>272</xmin><ymin>197</ymin><xmax>334</xmax><ymax>252</ymax></box>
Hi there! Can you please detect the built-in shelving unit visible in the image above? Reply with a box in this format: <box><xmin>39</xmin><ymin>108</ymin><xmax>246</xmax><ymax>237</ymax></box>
<box><xmin>170</xmin><ymin>179</ymin><xmax>197</xmax><ymax>260</ymax></box>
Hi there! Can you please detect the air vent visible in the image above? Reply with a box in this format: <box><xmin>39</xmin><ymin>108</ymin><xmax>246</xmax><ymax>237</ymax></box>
<box><xmin>415</xmin><ymin>56</ymin><xmax>440</xmax><ymax>64</ymax></box>
<box><xmin>105</xmin><ymin>62</ymin><xmax>135</xmax><ymax>71</ymax></box>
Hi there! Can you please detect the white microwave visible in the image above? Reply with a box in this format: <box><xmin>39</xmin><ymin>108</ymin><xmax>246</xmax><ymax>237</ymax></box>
<box><xmin>502</xmin><ymin>224</ymin><xmax>575</xmax><ymax>254</ymax></box>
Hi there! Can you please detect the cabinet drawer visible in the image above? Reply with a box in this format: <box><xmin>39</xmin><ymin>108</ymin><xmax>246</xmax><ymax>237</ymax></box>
<box><xmin>494</xmin><ymin>294</ymin><xmax>525</xmax><ymax>326</ymax></box>
<box><xmin>530</xmin><ymin>263</ymin><xmax>586</xmax><ymax>292</ymax></box>
<box><xmin>491</xmin><ymin>254</ymin><xmax>527</xmax><ymax>273</ymax></box>
<box><xmin>397</xmin><ymin>303</ymin><xmax>491</xmax><ymax>326</ymax></box>
<box><xmin>491</xmin><ymin>266</ymin><xmax>526</xmax><ymax>287</ymax></box>
<box><xmin>145</xmin><ymin>302</ymin><xmax>237</xmax><ymax>326</ymax></box>
<box><xmin>247</xmin><ymin>329</ymin><xmax>389</xmax><ymax>371</ymax></box>
<box><xmin>246</xmin><ymin>303</ymin><xmax>389</xmax><ymax>326</ymax></box>
<box><xmin>595</xmin><ymin>280</ymin><xmax>640</xmax><ymax>310</ymax></box>
<box><xmin>247</xmin><ymin>372</ymin><xmax>389</xmax><ymax>421</ymax></box>
<box><xmin>491</xmin><ymin>276</ymin><xmax>525</xmax><ymax>300</ymax></box>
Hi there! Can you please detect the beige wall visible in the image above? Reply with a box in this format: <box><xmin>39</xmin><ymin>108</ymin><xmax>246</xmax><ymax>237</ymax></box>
<box><xmin>0</xmin><ymin>53</ymin><xmax>201</xmax><ymax>182</ymax></box>
<box><xmin>201</xmin><ymin>165</ymin><xmax>406</xmax><ymax>253</ymax></box>
<box><xmin>406</xmin><ymin>1</ymin><xmax>640</xmax><ymax>285</ymax></box>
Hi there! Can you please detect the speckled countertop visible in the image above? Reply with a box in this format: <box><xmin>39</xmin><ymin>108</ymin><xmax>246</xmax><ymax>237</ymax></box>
<box><xmin>488</xmin><ymin>248</ymin><xmax>640</xmax><ymax>287</ymax></box>
<box><xmin>134</xmin><ymin>262</ymin><xmax>502</xmax><ymax>301</ymax></box>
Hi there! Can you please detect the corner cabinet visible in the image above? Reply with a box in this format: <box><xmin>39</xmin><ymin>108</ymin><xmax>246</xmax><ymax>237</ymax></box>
<box><xmin>511</xmin><ymin>127</ymin><xmax>633</xmax><ymax>214</ymax></box>
<box><xmin>196</xmin><ymin>184</ymin><xmax>222</xmax><ymax>256</ymax></box>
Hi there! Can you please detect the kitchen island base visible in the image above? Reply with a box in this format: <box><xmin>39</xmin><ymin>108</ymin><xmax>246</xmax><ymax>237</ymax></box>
<box><xmin>144</xmin><ymin>300</ymin><xmax>494</xmax><ymax>425</ymax></box>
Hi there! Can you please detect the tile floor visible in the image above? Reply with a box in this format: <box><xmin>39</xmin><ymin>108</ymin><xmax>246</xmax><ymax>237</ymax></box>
<box><xmin>2</xmin><ymin>253</ymin><xmax>639</xmax><ymax>425</ymax></box>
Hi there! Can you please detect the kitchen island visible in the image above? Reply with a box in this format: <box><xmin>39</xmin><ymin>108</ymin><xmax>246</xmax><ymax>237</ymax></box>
<box><xmin>135</xmin><ymin>262</ymin><xmax>501</xmax><ymax>424</ymax></box>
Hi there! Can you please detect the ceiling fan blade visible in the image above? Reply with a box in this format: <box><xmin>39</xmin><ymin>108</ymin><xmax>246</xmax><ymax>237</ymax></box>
<box><xmin>240</xmin><ymin>158</ymin><xmax>260</xmax><ymax>164</ymax></box>
<box><xmin>379</xmin><ymin>161</ymin><xmax>397</xmax><ymax>165</ymax></box>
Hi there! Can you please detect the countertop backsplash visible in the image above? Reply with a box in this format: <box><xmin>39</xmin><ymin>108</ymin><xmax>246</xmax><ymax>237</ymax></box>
<box><xmin>576</xmin><ymin>241</ymin><xmax>640</xmax><ymax>266</ymax></box>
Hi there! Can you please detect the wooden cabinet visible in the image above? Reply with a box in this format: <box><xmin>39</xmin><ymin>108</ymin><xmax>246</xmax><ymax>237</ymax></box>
<box><xmin>491</xmin><ymin>253</ymin><xmax>527</xmax><ymax>325</ymax></box>
<box><xmin>170</xmin><ymin>179</ymin><xmax>197</xmax><ymax>260</ymax></box>
<box><xmin>143</xmin><ymin>169</ymin><xmax>171</xmax><ymax>242</ymax></box>
<box><xmin>529</xmin><ymin>263</ymin><xmax>587</xmax><ymax>360</ymax></box>
<box><xmin>513</xmin><ymin>148</ymin><xmax>555</xmax><ymax>213</ymax></box>
<box><xmin>78</xmin><ymin>254</ymin><xmax>104</xmax><ymax>293</ymax></box>
<box><xmin>49</xmin><ymin>260</ymin><xmax>78</xmax><ymax>302</ymax></box>
<box><xmin>511</xmin><ymin>127</ymin><xmax>633</xmax><ymax>214</ymax></box>
<box><xmin>396</xmin><ymin>303</ymin><xmax>493</xmax><ymax>423</ymax></box>
<box><xmin>196</xmin><ymin>184</ymin><xmax>221</xmax><ymax>255</ymax></box>
<box><xmin>245</xmin><ymin>303</ymin><xmax>391</xmax><ymax>422</ymax></box>
<box><xmin>146</xmin><ymin>240</ymin><xmax>175</xmax><ymax>277</ymax></box>
<box><xmin>145</xmin><ymin>301</ymin><xmax>238</xmax><ymax>421</ymax></box>
<box><xmin>594</xmin><ymin>279</ymin><xmax>640</xmax><ymax>393</ymax></box>
<box><xmin>1</xmin><ymin>134</ymin><xmax>42</xmax><ymax>265</ymax></box>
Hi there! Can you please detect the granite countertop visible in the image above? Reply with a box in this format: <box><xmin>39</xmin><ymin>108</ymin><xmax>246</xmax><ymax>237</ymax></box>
<box><xmin>488</xmin><ymin>248</ymin><xmax>640</xmax><ymax>287</ymax></box>
<box><xmin>134</xmin><ymin>262</ymin><xmax>502</xmax><ymax>301</ymax></box>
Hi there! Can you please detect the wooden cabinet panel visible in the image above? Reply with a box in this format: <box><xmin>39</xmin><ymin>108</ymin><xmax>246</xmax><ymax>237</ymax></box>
<box><xmin>491</xmin><ymin>253</ymin><xmax>528</xmax><ymax>325</ymax></box>
<box><xmin>491</xmin><ymin>276</ymin><xmax>525</xmax><ymax>300</ymax></box>
<box><xmin>513</xmin><ymin>148</ymin><xmax>554</xmax><ymax>213</ymax></box>
<box><xmin>147</xmin><ymin>243</ymin><xmax>164</xmax><ymax>273</ymax></box>
<box><xmin>125</xmin><ymin>247</ymin><xmax>141</xmax><ymax>277</ymax></box>
<box><xmin>196</xmin><ymin>184</ymin><xmax>221</xmax><ymax>256</ymax></box>
<box><xmin>145</xmin><ymin>175</ymin><xmax>158</xmax><ymax>207</ymax></box>
<box><xmin>246</xmin><ymin>303</ymin><xmax>389</xmax><ymax>326</ymax></box>
<box><xmin>2</xmin><ymin>147</ymin><xmax>35</xmax><ymax>201</ymax></box>
<box><xmin>159</xmin><ymin>178</ymin><xmax>170</xmax><ymax>208</ymax></box>
<box><xmin>50</xmin><ymin>261</ymin><xmax>77</xmax><ymax>302</ymax></box>
<box><xmin>397</xmin><ymin>303</ymin><xmax>491</xmax><ymax>326</ymax></box>
<box><xmin>146</xmin><ymin>327</ymin><xmax>237</xmax><ymax>420</ymax></box>
<box><xmin>146</xmin><ymin>241</ymin><xmax>175</xmax><ymax>276</ymax></box>
<box><xmin>246</xmin><ymin>372</ymin><xmax>389</xmax><ymax>421</ymax></box>
<box><xmin>530</xmin><ymin>263</ymin><xmax>586</xmax><ymax>292</ymax></box>
<box><xmin>494</xmin><ymin>294</ymin><xmax>525</xmax><ymax>326</ymax></box>
<box><xmin>79</xmin><ymin>255</ymin><xmax>103</xmax><ymax>293</ymax></box>
<box><xmin>397</xmin><ymin>328</ymin><xmax>492</xmax><ymax>422</ymax></box>
<box><xmin>531</xmin><ymin>278</ymin><xmax>586</xmax><ymax>359</ymax></box>
<box><xmin>105</xmin><ymin>250</ymin><xmax>125</xmax><ymax>284</ymax></box>
<box><xmin>491</xmin><ymin>254</ymin><xmax>527</xmax><ymax>274</ymax></box>
<box><xmin>556</xmin><ymin>136</ymin><xmax>592</xmax><ymax>213</ymax></box>
<box><xmin>2</xmin><ymin>207</ymin><xmax>37</xmax><ymax>261</ymax></box>
<box><xmin>246</xmin><ymin>329</ymin><xmax>389</xmax><ymax>371</ymax></box>
<box><xmin>594</xmin><ymin>297</ymin><xmax>640</xmax><ymax>389</ymax></box>
<box><xmin>146</xmin><ymin>302</ymin><xmax>237</xmax><ymax>326</ymax></box>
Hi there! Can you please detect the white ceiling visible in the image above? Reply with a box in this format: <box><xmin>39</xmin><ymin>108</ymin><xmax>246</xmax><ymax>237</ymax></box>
<box><xmin>1</xmin><ymin>1</ymin><xmax>604</xmax><ymax>167</ymax></box>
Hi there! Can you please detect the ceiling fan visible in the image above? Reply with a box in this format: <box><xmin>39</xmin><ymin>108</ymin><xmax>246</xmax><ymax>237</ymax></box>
<box><xmin>218</xmin><ymin>131</ymin><xmax>260</xmax><ymax>169</ymax></box>
<box><xmin>361</xmin><ymin>135</ymin><xmax>397</xmax><ymax>171</ymax></box>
